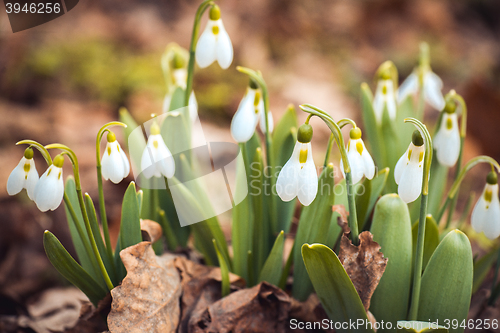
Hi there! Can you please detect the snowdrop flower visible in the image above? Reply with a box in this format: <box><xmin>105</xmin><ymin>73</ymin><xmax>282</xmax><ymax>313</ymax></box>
<box><xmin>231</xmin><ymin>80</ymin><xmax>274</xmax><ymax>143</ymax></box>
<box><xmin>340</xmin><ymin>127</ymin><xmax>375</xmax><ymax>185</ymax></box>
<box><xmin>276</xmin><ymin>124</ymin><xmax>318</xmax><ymax>206</ymax></box>
<box><xmin>471</xmin><ymin>172</ymin><xmax>500</xmax><ymax>240</ymax></box>
<box><xmin>195</xmin><ymin>5</ymin><xmax>233</xmax><ymax>69</ymax></box>
<box><xmin>433</xmin><ymin>103</ymin><xmax>460</xmax><ymax>167</ymax></box>
<box><xmin>373</xmin><ymin>76</ymin><xmax>397</xmax><ymax>123</ymax></box>
<box><xmin>33</xmin><ymin>154</ymin><xmax>65</xmax><ymax>212</ymax></box>
<box><xmin>397</xmin><ymin>69</ymin><xmax>445</xmax><ymax>111</ymax></box>
<box><xmin>394</xmin><ymin>131</ymin><xmax>426</xmax><ymax>203</ymax></box>
<box><xmin>7</xmin><ymin>147</ymin><xmax>39</xmax><ymax>200</ymax></box>
<box><xmin>141</xmin><ymin>121</ymin><xmax>175</xmax><ymax>179</ymax></box>
<box><xmin>101</xmin><ymin>131</ymin><xmax>130</xmax><ymax>184</ymax></box>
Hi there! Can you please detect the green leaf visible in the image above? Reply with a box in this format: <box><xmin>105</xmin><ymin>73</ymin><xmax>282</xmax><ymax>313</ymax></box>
<box><xmin>397</xmin><ymin>321</ymin><xmax>448</xmax><ymax>332</ymax></box>
<box><xmin>43</xmin><ymin>231</ymin><xmax>108</xmax><ymax>307</ymax></box>
<box><xmin>169</xmin><ymin>86</ymin><xmax>186</xmax><ymax>111</ymax></box>
<box><xmin>158</xmin><ymin>209</ymin><xmax>179</xmax><ymax>251</ymax></box>
<box><xmin>427</xmin><ymin>157</ymin><xmax>449</xmax><ymax>217</ymax></box>
<box><xmin>84</xmin><ymin>193</ymin><xmax>117</xmax><ymax>285</ymax></box>
<box><xmin>301</xmin><ymin>244</ymin><xmax>373</xmax><ymax>332</ymax></box>
<box><xmin>258</xmin><ymin>231</ymin><xmax>284</xmax><ymax>286</ymax></box>
<box><xmin>360</xmin><ymin>83</ymin><xmax>385</xmax><ymax>167</ymax></box>
<box><xmin>136</xmin><ymin>190</ymin><xmax>143</xmax><ymax>216</ymax></box>
<box><xmin>161</xmin><ymin>109</ymin><xmax>191</xmax><ymax>175</ymax></box>
<box><xmin>325</xmin><ymin>179</ymin><xmax>347</xmax><ymax>250</ymax></box>
<box><xmin>356</xmin><ymin>168</ymin><xmax>390</xmax><ymax>230</ymax></box>
<box><xmin>395</xmin><ymin>96</ymin><xmax>416</xmax><ymax>154</ymax></box>
<box><xmin>158</xmin><ymin>184</ymin><xmax>190</xmax><ymax>249</ymax></box>
<box><xmin>473</xmin><ymin>246</ymin><xmax>499</xmax><ymax>293</ymax></box>
<box><xmin>412</xmin><ymin>216</ymin><xmax>440</xmax><ymax>273</ymax></box>
<box><xmin>63</xmin><ymin>177</ymin><xmax>99</xmax><ymax>281</ymax></box>
<box><xmin>292</xmin><ymin>164</ymin><xmax>335</xmax><ymax>301</ymax></box>
<box><xmin>380</xmin><ymin>105</ymin><xmax>400</xmax><ymax>193</ymax></box>
<box><xmin>213</xmin><ymin>239</ymin><xmax>230</xmax><ymax>297</ymax></box>
<box><xmin>417</xmin><ymin>230</ymin><xmax>473</xmax><ymax>333</ymax></box>
<box><xmin>370</xmin><ymin>194</ymin><xmax>413</xmax><ymax>328</ymax></box>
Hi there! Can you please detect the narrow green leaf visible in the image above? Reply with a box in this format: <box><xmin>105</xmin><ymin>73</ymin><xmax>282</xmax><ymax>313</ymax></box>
<box><xmin>397</xmin><ymin>321</ymin><xmax>448</xmax><ymax>332</ymax></box>
<box><xmin>43</xmin><ymin>231</ymin><xmax>108</xmax><ymax>307</ymax></box>
<box><xmin>84</xmin><ymin>193</ymin><xmax>117</xmax><ymax>285</ymax></box>
<box><xmin>417</xmin><ymin>230</ymin><xmax>473</xmax><ymax>333</ymax></box>
<box><xmin>370</xmin><ymin>194</ymin><xmax>413</xmax><ymax>328</ymax></box>
<box><xmin>412</xmin><ymin>216</ymin><xmax>440</xmax><ymax>273</ymax></box>
<box><xmin>381</xmin><ymin>106</ymin><xmax>400</xmax><ymax>193</ymax></box>
<box><xmin>63</xmin><ymin>177</ymin><xmax>99</xmax><ymax>281</ymax></box>
<box><xmin>158</xmin><ymin>184</ymin><xmax>190</xmax><ymax>248</ymax></box>
<box><xmin>136</xmin><ymin>190</ymin><xmax>143</xmax><ymax>216</ymax></box>
<box><xmin>259</xmin><ymin>231</ymin><xmax>284</xmax><ymax>286</ymax></box>
<box><xmin>356</xmin><ymin>167</ymin><xmax>390</xmax><ymax>230</ymax></box>
<box><xmin>302</xmin><ymin>244</ymin><xmax>373</xmax><ymax>332</ymax></box>
<box><xmin>213</xmin><ymin>239</ymin><xmax>230</xmax><ymax>297</ymax></box>
<box><xmin>472</xmin><ymin>246</ymin><xmax>499</xmax><ymax>293</ymax></box>
<box><xmin>292</xmin><ymin>164</ymin><xmax>335</xmax><ymax>301</ymax></box>
<box><xmin>158</xmin><ymin>209</ymin><xmax>179</xmax><ymax>251</ymax></box>
<box><xmin>395</xmin><ymin>96</ymin><xmax>416</xmax><ymax>154</ymax></box>
<box><xmin>360</xmin><ymin>83</ymin><xmax>385</xmax><ymax>167</ymax></box>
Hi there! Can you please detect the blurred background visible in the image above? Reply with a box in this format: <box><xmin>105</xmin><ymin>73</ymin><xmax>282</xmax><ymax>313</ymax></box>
<box><xmin>1</xmin><ymin>0</ymin><xmax>500</xmax><ymax>310</ymax></box>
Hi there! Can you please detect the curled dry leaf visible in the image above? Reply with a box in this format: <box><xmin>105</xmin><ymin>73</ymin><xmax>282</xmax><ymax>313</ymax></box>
<box><xmin>189</xmin><ymin>282</ymin><xmax>291</xmax><ymax>333</ymax></box>
<box><xmin>174</xmin><ymin>257</ymin><xmax>245</xmax><ymax>333</ymax></box>
<box><xmin>108</xmin><ymin>242</ymin><xmax>181</xmax><ymax>333</ymax></box>
<box><xmin>140</xmin><ymin>219</ymin><xmax>162</xmax><ymax>243</ymax></box>
<box><xmin>333</xmin><ymin>204</ymin><xmax>350</xmax><ymax>235</ymax></box>
<box><xmin>339</xmin><ymin>231</ymin><xmax>388</xmax><ymax>311</ymax></box>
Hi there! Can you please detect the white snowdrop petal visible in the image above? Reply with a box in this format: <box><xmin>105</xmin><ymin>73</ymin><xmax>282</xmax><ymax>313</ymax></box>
<box><xmin>119</xmin><ymin>146</ymin><xmax>130</xmax><ymax>178</ymax></box>
<box><xmin>398</xmin><ymin>162</ymin><xmax>423</xmax><ymax>203</ymax></box>
<box><xmin>276</xmin><ymin>142</ymin><xmax>301</xmax><ymax>202</ymax></box>
<box><xmin>26</xmin><ymin>160</ymin><xmax>39</xmax><ymax>200</ymax></box>
<box><xmin>471</xmin><ymin>195</ymin><xmax>487</xmax><ymax>234</ymax></box>
<box><xmin>346</xmin><ymin>150</ymin><xmax>364</xmax><ymax>185</ymax></box>
<box><xmin>297</xmin><ymin>145</ymin><xmax>318</xmax><ymax>206</ymax></box>
<box><xmin>189</xmin><ymin>91</ymin><xmax>198</xmax><ymax>123</ymax></box>
<box><xmin>386</xmin><ymin>92</ymin><xmax>397</xmax><ymax>120</ymax></box>
<box><xmin>6</xmin><ymin>159</ymin><xmax>26</xmax><ymax>196</ymax></box>
<box><xmin>50</xmin><ymin>171</ymin><xmax>65</xmax><ymax>211</ymax></box>
<box><xmin>482</xmin><ymin>200</ymin><xmax>500</xmax><ymax>240</ymax></box>
<box><xmin>141</xmin><ymin>140</ymin><xmax>156</xmax><ymax>179</ymax></box>
<box><xmin>231</xmin><ymin>91</ymin><xmax>259</xmax><ymax>143</ymax></box>
<box><xmin>424</xmin><ymin>72</ymin><xmax>445</xmax><ymax>111</ymax></box>
<box><xmin>362</xmin><ymin>146</ymin><xmax>376</xmax><ymax>180</ymax></box>
<box><xmin>397</xmin><ymin>73</ymin><xmax>419</xmax><ymax>103</ymax></box>
<box><xmin>373</xmin><ymin>82</ymin><xmax>385</xmax><ymax>123</ymax></box>
<box><xmin>394</xmin><ymin>147</ymin><xmax>409</xmax><ymax>185</ymax></box>
<box><xmin>195</xmin><ymin>21</ymin><xmax>217</xmax><ymax>68</ymax></box>
<box><xmin>215</xmin><ymin>21</ymin><xmax>233</xmax><ymax>69</ymax></box>
<box><xmin>34</xmin><ymin>167</ymin><xmax>61</xmax><ymax>212</ymax></box>
<box><xmin>259</xmin><ymin>110</ymin><xmax>273</xmax><ymax>134</ymax></box>
<box><xmin>435</xmin><ymin>113</ymin><xmax>460</xmax><ymax>167</ymax></box>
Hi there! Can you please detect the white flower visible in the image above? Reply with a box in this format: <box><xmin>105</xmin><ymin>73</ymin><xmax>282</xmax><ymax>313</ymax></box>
<box><xmin>141</xmin><ymin>124</ymin><xmax>175</xmax><ymax>179</ymax></box>
<box><xmin>188</xmin><ymin>91</ymin><xmax>198</xmax><ymax>123</ymax></box>
<box><xmin>231</xmin><ymin>86</ymin><xmax>273</xmax><ymax>143</ymax></box>
<box><xmin>394</xmin><ymin>141</ymin><xmax>425</xmax><ymax>203</ymax></box>
<box><xmin>433</xmin><ymin>112</ymin><xmax>460</xmax><ymax>167</ymax></box>
<box><xmin>101</xmin><ymin>132</ymin><xmax>130</xmax><ymax>184</ymax></box>
<box><xmin>7</xmin><ymin>149</ymin><xmax>39</xmax><ymax>200</ymax></box>
<box><xmin>397</xmin><ymin>70</ymin><xmax>445</xmax><ymax>111</ymax></box>
<box><xmin>471</xmin><ymin>180</ymin><xmax>500</xmax><ymax>240</ymax></box>
<box><xmin>195</xmin><ymin>6</ymin><xmax>233</xmax><ymax>70</ymax></box>
<box><xmin>34</xmin><ymin>155</ymin><xmax>65</xmax><ymax>212</ymax></box>
<box><xmin>340</xmin><ymin>128</ymin><xmax>375</xmax><ymax>185</ymax></box>
<box><xmin>276</xmin><ymin>141</ymin><xmax>318</xmax><ymax>206</ymax></box>
<box><xmin>373</xmin><ymin>79</ymin><xmax>397</xmax><ymax>123</ymax></box>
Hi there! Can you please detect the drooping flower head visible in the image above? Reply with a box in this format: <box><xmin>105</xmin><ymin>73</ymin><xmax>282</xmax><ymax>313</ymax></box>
<box><xmin>7</xmin><ymin>147</ymin><xmax>39</xmax><ymax>200</ymax></box>
<box><xmin>276</xmin><ymin>123</ymin><xmax>318</xmax><ymax>206</ymax></box>
<box><xmin>141</xmin><ymin>121</ymin><xmax>175</xmax><ymax>179</ymax></box>
<box><xmin>471</xmin><ymin>172</ymin><xmax>500</xmax><ymax>240</ymax></box>
<box><xmin>373</xmin><ymin>63</ymin><xmax>397</xmax><ymax>123</ymax></box>
<box><xmin>230</xmin><ymin>78</ymin><xmax>273</xmax><ymax>143</ymax></box>
<box><xmin>394</xmin><ymin>130</ymin><xmax>426</xmax><ymax>203</ymax></box>
<box><xmin>397</xmin><ymin>43</ymin><xmax>445</xmax><ymax>111</ymax></box>
<box><xmin>433</xmin><ymin>98</ymin><xmax>460</xmax><ymax>167</ymax></box>
<box><xmin>195</xmin><ymin>5</ymin><xmax>233</xmax><ymax>70</ymax></box>
<box><xmin>340</xmin><ymin>127</ymin><xmax>375</xmax><ymax>185</ymax></box>
<box><xmin>34</xmin><ymin>154</ymin><xmax>65</xmax><ymax>212</ymax></box>
<box><xmin>101</xmin><ymin>131</ymin><xmax>130</xmax><ymax>184</ymax></box>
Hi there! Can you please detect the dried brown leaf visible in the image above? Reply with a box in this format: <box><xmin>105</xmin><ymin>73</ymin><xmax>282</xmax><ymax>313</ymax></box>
<box><xmin>333</xmin><ymin>204</ymin><xmax>350</xmax><ymax>235</ymax></box>
<box><xmin>289</xmin><ymin>294</ymin><xmax>333</xmax><ymax>333</ymax></box>
<box><xmin>140</xmin><ymin>219</ymin><xmax>162</xmax><ymax>243</ymax></box>
<box><xmin>189</xmin><ymin>282</ymin><xmax>291</xmax><ymax>333</ymax></box>
<box><xmin>108</xmin><ymin>242</ymin><xmax>181</xmax><ymax>333</ymax></box>
<box><xmin>339</xmin><ymin>231</ymin><xmax>388</xmax><ymax>311</ymax></box>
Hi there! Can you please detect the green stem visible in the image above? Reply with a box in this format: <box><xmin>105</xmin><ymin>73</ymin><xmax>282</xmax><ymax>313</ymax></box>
<box><xmin>299</xmin><ymin>104</ymin><xmax>359</xmax><ymax>244</ymax></box>
<box><xmin>489</xmin><ymin>246</ymin><xmax>500</xmax><ymax>305</ymax></box>
<box><xmin>408</xmin><ymin>196</ymin><xmax>429</xmax><ymax>320</ymax></box>
<box><xmin>323</xmin><ymin>133</ymin><xmax>334</xmax><ymax>167</ymax></box>
<box><xmin>46</xmin><ymin>144</ymin><xmax>114</xmax><ymax>290</ymax></box>
<box><xmin>184</xmin><ymin>0</ymin><xmax>215</xmax><ymax>107</ymax></box>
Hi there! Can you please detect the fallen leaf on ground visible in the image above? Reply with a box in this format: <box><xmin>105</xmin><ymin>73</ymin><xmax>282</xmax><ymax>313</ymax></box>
<box><xmin>333</xmin><ymin>205</ymin><xmax>350</xmax><ymax>236</ymax></box>
<box><xmin>174</xmin><ymin>256</ymin><xmax>245</xmax><ymax>333</ymax></box>
<box><xmin>108</xmin><ymin>242</ymin><xmax>181</xmax><ymax>333</ymax></box>
<box><xmin>65</xmin><ymin>293</ymin><xmax>111</xmax><ymax>333</ymax></box>
<box><xmin>189</xmin><ymin>281</ymin><xmax>291</xmax><ymax>333</ymax></box>
<box><xmin>140</xmin><ymin>219</ymin><xmax>162</xmax><ymax>243</ymax></box>
<box><xmin>339</xmin><ymin>231</ymin><xmax>387</xmax><ymax>311</ymax></box>
<box><xmin>289</xmin><ymin>294</ymin><xmax>333</xmax><ymax>333</ymax></box>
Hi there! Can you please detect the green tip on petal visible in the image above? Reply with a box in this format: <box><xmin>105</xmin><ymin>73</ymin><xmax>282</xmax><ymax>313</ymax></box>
<box><xmin>412</xmin><ymin>130</ymin><xmax>424</xmax><ymax>147</ymax></box>
<box><xmin>297</xmin><ymin>123</ymin><xmax>313</xmax><ymax>143</ymax></box>
<box><xmin>443</xmin><ymin>95</ymin><xmax>457</xmax><ymax>114</ymax></box>
<box><xmin>172</xmin><ymin>52</ymin><xmax>185</xmax><ymax>69</ymax></box>
<box><xmin>349</xmin><ymin>127</ymin><xmax>362</xmax><ymax>140</ymax></box>
<box><xmin>107</xmin><ymin>131</ymin><xmax>116</xmax><ymax>143</ymax></box>
<box><xmin>249</xmin><ymin>77</ymin><xmax>259</xmax><ymax>89</ymax></box>
<box><xmin>209</xmin><ymin>5</ymin><xmax>221</xmax><ymax>20</ymax></box>
<box><xmin>24</xmin><ymin>147</ymin><xmax>34</xmax><ymax>159</ymax></box>
<box><xmin>486</xmin><ymin>171</ymin><xmax>498</xmax><ymax>185</ymax></box>
<box><xmin>53</xmin><ymin>154</ymin><xmax>64</xmax><ymax>168</ymax></box>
